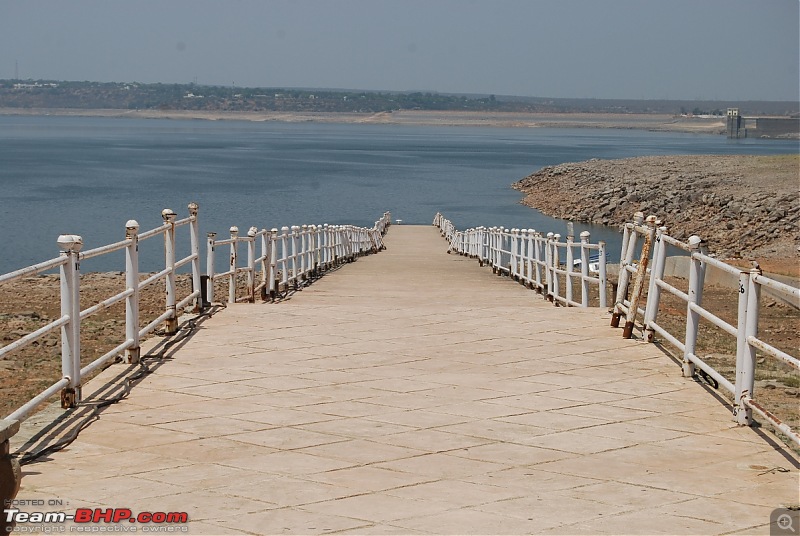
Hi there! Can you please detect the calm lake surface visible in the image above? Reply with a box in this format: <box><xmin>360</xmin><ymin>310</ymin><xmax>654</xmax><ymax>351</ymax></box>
<box><xmin>1</xmin><ymin>115</ymin><xmax>797</xmax><ymax>273</ymax></box>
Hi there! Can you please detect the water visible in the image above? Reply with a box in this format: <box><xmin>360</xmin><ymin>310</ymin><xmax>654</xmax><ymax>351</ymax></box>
<box><xmin>0</xmin><ymin>115</ymin><xmax>797</xmax><ymax>273</ymax></box>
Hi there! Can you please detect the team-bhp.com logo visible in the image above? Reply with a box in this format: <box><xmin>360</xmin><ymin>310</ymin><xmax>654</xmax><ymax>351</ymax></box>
<box><xmin>4</xmin><ymin>507</ymin><xmax>189</xmax><ymax>533</ymax></box>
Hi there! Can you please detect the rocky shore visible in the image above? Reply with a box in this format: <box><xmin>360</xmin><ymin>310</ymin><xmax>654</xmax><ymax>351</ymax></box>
<box><xmin>513</xmin><ymin>154</ymin><xmax>799</xmax><ymax>269</ymax></box>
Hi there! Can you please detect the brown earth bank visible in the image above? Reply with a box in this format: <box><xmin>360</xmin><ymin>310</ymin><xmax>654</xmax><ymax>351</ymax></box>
<box><xmin>0</xmin><ymin>108</ymin><xmax>728</xmax><ymax>134</ymax></box>
<box><xmin>514</xmin><ymin>154</ymin><xmax>800</xmax><ymax>274</ymax></box>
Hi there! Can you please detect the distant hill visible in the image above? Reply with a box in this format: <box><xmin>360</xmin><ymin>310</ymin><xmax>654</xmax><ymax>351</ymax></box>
<box><xmin>0</xmin><ymin>80</ymin><xmax>797</xmax><ymax>116</ymax></box>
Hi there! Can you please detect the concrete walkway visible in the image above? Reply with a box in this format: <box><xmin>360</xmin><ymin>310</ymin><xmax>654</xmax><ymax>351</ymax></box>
<box><xmin>12</xmin><ymin>226</ymin><xmax>799</xmax><ymax>535</ymax></box>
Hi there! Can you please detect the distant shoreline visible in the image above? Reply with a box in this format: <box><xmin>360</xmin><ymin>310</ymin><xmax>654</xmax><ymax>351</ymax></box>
<box><xmin>0</xmin><ymin>107</ymin><xmax>728</xmax><ymax>134</ymax></box>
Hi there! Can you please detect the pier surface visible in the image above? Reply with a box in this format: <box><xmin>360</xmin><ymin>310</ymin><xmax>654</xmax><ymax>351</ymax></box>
<box><xmin>13</xmin><ymin>226</ymin><xmax>798</xmax><ymax>535</ymax></box>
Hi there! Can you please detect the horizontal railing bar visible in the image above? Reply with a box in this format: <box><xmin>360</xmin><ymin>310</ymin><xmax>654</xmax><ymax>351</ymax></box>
<box><xmin>6</xmin><ymin>377</ymin><xmax>71</xmax><ymax>423</ymax></box>
<box><xmin>745</xmin><ymin>398</ymin><xmax>800</xmax><ymax>447</ymax></box>
<box><xmin>655</xmin><ymin>279</ymin><xmax>689</xmax><ymax>302</ymax></box>
<box><xmin>686</xmin><ymin>352</ymin><xmax>735</xmax><ymax>394</ymax></box>
<box><xmin>0</xmin><ymin>315</ymin><xmax>70</xmax><ymax>359</ymax></box>
<box><xmin>752</xmin><ymin>273</ymin><xmax>800</xmax><ymax>303</ymax></box>
<box><xmin>649</xmin><ymin>321</ymin><xmax>686</xmax><ymax>352</ymax></box>
<box><xmin>0</xmin><ymin>256</ymin><xmax>68</xmax><ymax>284</ymax></box>
<box><xmin>174</xmin><ymin>253</ymin><xmax>197</xmax><ymax>270</ymax></box>
<box><xmin>138</xmin><ymin>268</ymin><xmax>171</xmax><ymax>290</ymax></box>
<box><xmin>138</xmin><ymin>223</ymin><xmax>170</xmax><ymax>241</ymax></box>
<box><xmin>80</xmin><ymin>239</ymin><xmax>132</xmax><ymax>260</ymax></box>
<box><xmin>693</xmin><ymin>252</ymin><xmax>742</xmax><ymax>276</ymax></box>
<box><xmin>80</xmin><ymin>289</ymin><xmax>134</xmax><ymax>320</ymax></box>
<box><xmin>173</xmin><ymin>216</ymin><xmax>193</xmax><ymax>227</ymax></box>
<box><xmin>139</xmin><ymin>309</ymin><xmax>175</xmax><ymax>339</ymax></box>
<box><xmin>688</xmin><ymin>302</ymin><xmax>737</xmax><ymax>338</ymax></box>
<box><xmin>81</xmin><ymin>339</ymin><xmax>135</xmax><ymax>378</ymax></box>
<box><xmin>214</xmin><ymin>238</ymin><xmax>236</xmax><ymax>246</ymax></box>
<box><xmin>660</xmin><ymin>234</ymin><xmax>692</xmax><ymax>251</ymax></box>
<box><xmin>176</xmin><ymin>290</ymin><xmax>200</xmax><ymax>312</ymax></box>
<box><xmin>747</xmin><ymin>336</ymin><xmax>800</xmax><ymax>370</ymax></box>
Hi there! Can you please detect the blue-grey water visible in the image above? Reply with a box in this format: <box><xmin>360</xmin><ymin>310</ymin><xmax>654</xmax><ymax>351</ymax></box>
<box><xmin>0</xmin><ymin>115</ymin><xmax>797</xmax><ymax>273</ymax></box>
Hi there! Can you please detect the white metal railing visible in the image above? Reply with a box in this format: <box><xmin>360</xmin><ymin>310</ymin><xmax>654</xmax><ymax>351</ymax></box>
<box><xmin>433</xmin><ymin>213</ymin><xmax>608</xmax><ymax>308</ymax></box>
<box><xmin>613</xmin><ymin>213</ymin><xmax>800</xmax><ymax>446</ymax></box>
<box><xmin>205</xmin><ymin>212</ymin><xmax>391</xmax><ymax>303</ymax></box>
<box><xmin>1</xmin><ymin>206</ymin><xmax>391</xmax><ymax>429</ymax></box>
<box><xmin>1</xmin><ymin>203</ymin><xmax>202</xmax><ymax>424</ymax></box>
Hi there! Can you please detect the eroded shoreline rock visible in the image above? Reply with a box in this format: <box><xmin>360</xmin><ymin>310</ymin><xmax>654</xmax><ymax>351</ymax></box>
<box><xmin>513</xmin><ymin>154</ymin><xmax>799</xmax><ymax>263</ymax></box>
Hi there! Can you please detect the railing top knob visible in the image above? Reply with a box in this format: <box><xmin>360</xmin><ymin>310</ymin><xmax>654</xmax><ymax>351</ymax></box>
<box><xmin>161</xmin><ymin>208</ymin><xmax>177</xmax><ymax>223</ymax></box>
<box><xmin>687</xmin><ymin>235</ymin><xmax>703</xmax><ymax>249</ymax></box>
<box><xmin>187</xmin><ymin>202</ymin><xmax>199</xmax><ymax>215</ymax></box>
<box><xmin>207</xmin><ymin>231</ymin><xmax>217</xmax><ymax>238</ymax></box>
<box><xmin>281</xmin><ymin>226</ymin><xmax>289</xmax><ymax>231</ymax></box>
<box><xmin>546</xmin><ymin>232</ymin><xmax>554</xmax><ymax>238</ymax></box>
<box><xmin>291</xmin><ymin>225</ymin><xmax>300</xmax><ymax>231</ymax></box>
<box><xmin>230</xmin><ymin>226</ymin><xmax>239</xmax><ymax>236</ymax></box>
<box><xmin>580</xmin><ymin>230</ymin><xmax>591</xmax><ymax>238</ymax></box>
<box><xmin>248</xmin><ymin>226</ymin><xmax>258</xmax><ymax>237</ymax></box>
<box><xmin>633</xmin><ymin>211</ymin><xmax>645</xmax><ymax>225</ymax></box>
<box><xmin>270</xmin><ymin>228</ymin><xmax>279</xmax><ymax>235</ymax></box>
<box><xmin>125</xmin><ymin>219</ymin><xmax>140</xmax><ymax>232</ymax></box>
<box><xmin>646</xmin><ymin>215</ymin><xmax>658</xmax><ymax>226</ymax></box>
<box><xmin>57</xmin><ymin>234</ymin><xmax>83</xmax><ymax>252</ymax></box>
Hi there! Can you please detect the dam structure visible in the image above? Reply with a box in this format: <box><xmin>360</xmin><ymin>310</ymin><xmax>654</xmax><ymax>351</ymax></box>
<box><xmin>1</xmin><ymin>207</ymin><xmax>798</xmax><ymax>535</ymax></box>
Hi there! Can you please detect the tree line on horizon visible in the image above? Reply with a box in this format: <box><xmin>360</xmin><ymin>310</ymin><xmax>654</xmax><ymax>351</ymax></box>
<box><xmin>0</xmin><ymin>80</ymin><xmax>796</xmax><ymax>117</ymax></box>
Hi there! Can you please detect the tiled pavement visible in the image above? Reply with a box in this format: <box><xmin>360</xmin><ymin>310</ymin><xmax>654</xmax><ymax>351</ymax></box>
<box><xmin>12</xmin><ymin>225</ymin><xmax>799</xmax><ymax>535</ymax></box>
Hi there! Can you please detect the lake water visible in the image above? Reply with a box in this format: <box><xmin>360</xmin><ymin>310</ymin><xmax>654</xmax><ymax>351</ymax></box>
<box><xmin>0</xmin><ymin>115</ymin><xmax>797</xmax><ymax>273</ymax></box>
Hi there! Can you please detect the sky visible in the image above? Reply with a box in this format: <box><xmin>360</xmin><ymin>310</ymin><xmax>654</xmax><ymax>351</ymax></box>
<box><xmin>1</xmin><ymin>0</ymin><xmax>798</xmax><ymax>101</ymax></box>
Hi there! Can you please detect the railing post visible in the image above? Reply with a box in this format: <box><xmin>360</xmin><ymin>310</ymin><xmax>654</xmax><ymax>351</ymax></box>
<box><xmin>612</xmin><ymin>212</ymin><xmax>643</xmax><ymax>327</ymax></box>
<box><xmin>622</xmin><ymin>215</ymin><xmax>657</xmax><ymax>339</ymax></box>
<box><xmin>162</xmin><ymin>208</ymin><xmax>178</xmax><ymax>335</ymax></box>
<box><xmin>57</xmin><ymin>234</ymin><xmax>82</xmax><ymax>408</ymax></box>
<box><xmin>300</xmin><ymin>224</ymin><xmax>308</xmax><ymax>279</ymax></box>
<box><xmin>260</xmin><ymin>229</ymin><xmax>269</xmax><ymax>301</ymax></box>
<box><xmin>291</xmin><ymin>225</ymin><xmax>300</xmax><ymax>288</ymax></box>
<box><xmin>644</xmin><ymin>225</ymin><xmax>668</xmax><ymax>342</ymax></box>
<box><xmin>188</xmin><ymin>202</ymin><xmax>202</xmax><ymax>313</ymax></box>
<box><xmin>269</xmin><ymin>228</ymin><xmax>279</xmax><ymax>299</ymax></box>
<box><xmin>682</xmin><ymin>235</ymin><xmax>706</xmax><ymax>377</ymax></box>
<box><xmin>734</xmin><ymin>266</ymin><xmax>761</xmax><ymax>425</ymax></box>
<box><xmin>280</xmin><ymin>226</ymin><xmax>289</xmax><ymax>291</ymax></box>
<box><xmin>510</xmin><ymin>229</ymin><xmax>519</xmax><ymax>279</ymax></box>
<box><xmin>124</xmin><ymin>221</ymin><xmax>140</xmax><ymax>364</ymax></box>
<box><xmin>579</xmin><ymin>231</ymin><xmax>590</xmax><ymax>307</ymax></box>
<box><xmin>545</xmin><ymin>232</ymin><xmax>554</xmax><ymax>301</ymax></box>
<box><xmin>206</xmin><ymin>232</ymin><xmax>216</xmax><ymax>305</ymax></box>
<box><xmin>534</xmin><ymin>232</ymin><xmax>543</xmax><ymax>292</ymax></box>
<box><xmin>565</xmin><ymin>233</ymin><xmax>574</xmax><ymax>305</ymax></box>
<box><xmin>247</xmin><ymin>226</ymin><xmax>257</xmax><ymax>303</ymax></box>
<box><xmin>228</xmin><ymin>226</ymin><xmax>239</xmax><ymax>304</ymax></box>
<box><xmin>552</xmin><ymin>233</ymin><xmax>561</xmax><ymax>303</ymax></box>
<box><xmin>598</xmin><ymin>240</ymin><xmax>608</xmax><ymax>309</ymax></box>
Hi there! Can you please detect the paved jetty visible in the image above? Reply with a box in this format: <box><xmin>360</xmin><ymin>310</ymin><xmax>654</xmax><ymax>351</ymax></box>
<box><xmin>12</xmin><ymin>226</ymin><xmax>799</xmax><ymax>535</ymax></box>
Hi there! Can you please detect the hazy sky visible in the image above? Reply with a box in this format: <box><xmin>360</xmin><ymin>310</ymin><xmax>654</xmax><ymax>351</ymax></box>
<box><xmin>1</xmin><ymin>0</ymin><xmax>798</xmax><ymax>101</ymax></box>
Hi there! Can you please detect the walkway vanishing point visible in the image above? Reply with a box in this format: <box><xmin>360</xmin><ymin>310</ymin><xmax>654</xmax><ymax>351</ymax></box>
<box><xmin>11</xmin><ymin>225</ymin><xmax>799</xmax><ymax>535</ymax></box>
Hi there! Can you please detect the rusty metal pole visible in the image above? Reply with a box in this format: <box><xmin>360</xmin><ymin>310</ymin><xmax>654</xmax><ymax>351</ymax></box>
<box><xmin>644</xmin><ymin>225</ymin><xmax>668</xmax><ymax>343</ymax></box>
<box><xmin>612</xmin><ymin>212</ymin><xmax>643</xmax><ymax>327</ymax></box>
<box><xmin>622</xmin><ymin>215</ymin><xmax>657</xmax><ymax>339</ymax></box>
